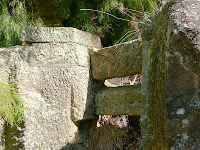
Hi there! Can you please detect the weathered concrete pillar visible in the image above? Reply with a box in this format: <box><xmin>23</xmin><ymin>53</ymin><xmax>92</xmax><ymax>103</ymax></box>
<box><xmin>0</xmin><ymin>27</ymin><xmax>101</xmax><ymax>149</ymax></box>
<box><xmin>141</xmin><ymin>1</ymin><xmax>200</xmax><ymax>149</ymax></box>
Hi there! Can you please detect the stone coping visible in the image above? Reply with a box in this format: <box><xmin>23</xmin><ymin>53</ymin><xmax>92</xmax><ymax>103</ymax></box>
<box><xmin>21</xmin><ymin>27</ymin><xmax>101</xmax><ymax>48</ymax></box>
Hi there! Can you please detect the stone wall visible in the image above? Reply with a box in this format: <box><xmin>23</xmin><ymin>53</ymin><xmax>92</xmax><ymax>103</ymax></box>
<box><xmin>0</xmin><ymin>1</ymin><xmax>199</xmax><ymax>149</ymax></box>
<box><xmin>0</xmin><ymin>27</ymin><xmax>100</xmax><ymax>149</ymax></box>
<box><xmin>90</xmin><ymin>39</ymin><xmax>143</xmax><ymax>117</ymax></box>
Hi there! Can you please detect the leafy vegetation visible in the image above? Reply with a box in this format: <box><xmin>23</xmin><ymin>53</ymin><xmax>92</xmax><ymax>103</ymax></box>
<box><xmin>0</xmin><ymin>81</ymin><xmax>24</xmax><ymax>126</ymax></box>
<box><xmin>0</xmin><ymin>0</ymin><xmax>159</xmax><ymax>47</ymax></box>
<box><xmin>0</xmin><ymin>0</ymin><xmax>42</xmax><ymax>47</ymax></box>
<box><xmin>26</xmin><ymin>0</ymin><xmax>158</xmax><ymax>46</ymax></box>
<box><xmin>53</xmin><ymin>0</ymin><xmax>158</xmax><ymax>46</ymax></box>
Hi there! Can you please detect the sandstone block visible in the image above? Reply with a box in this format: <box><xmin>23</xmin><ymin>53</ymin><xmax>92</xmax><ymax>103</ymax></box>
<box><xmin>26</xmin><ymin>43</ymin><xmax>90</xmax><ymax>68</ymax></box>
<box><xmin>0</xmin><ymin>47</ymin><xmax>22</xmax><ymax>83</ymax></box>
<box><xmin>21</xmin><ymin>27</ymin><xmax>101</xmax><ymax>48</ymax></box>
<box><xmin>0</xmin><ymin>27</ymin><xmax>100</xmax><ymax>149</ymax></box>
<box><xmin>0</xmin><ymin>117</ymin><xmax>4</xmax><ymax>150</ymax></box>
<box><xmin>96</xmin><ymin>85</ymin><xmax>142</xmax><ymax>116</ymax></box>
<box><xmin>17</xmin><ymin>65</ymin><xmax>86</xmax><ymax>149</ymax></box>
<box><xmin>0</xmin><ymin>48</ymin><xmax>94</xmax><ymax>149</ymax></box>
<box><xmin>90</xmin><ymin>40</ymin><xmax>142</xmax><ymax>80</ymax></box>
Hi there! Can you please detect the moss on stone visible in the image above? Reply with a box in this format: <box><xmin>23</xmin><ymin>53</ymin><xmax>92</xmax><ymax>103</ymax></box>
<box><xmin>141</xmin><ymin>2</ymin><xmax>174</xmax><ymax>150</ymax></box>
<box><xmin>96</xmin><ymin>85</ymin><xmax>142</xmax><ymax>116</ymax></box>
<box><xmin>0</xmin><ymin>82</ymin><xmax>24</xmax><ymax>126</ymax></box>
<box><xmin>198</xmin><ymin>88</ymin><xmax>200</xmax><ymax>102</ymax></box>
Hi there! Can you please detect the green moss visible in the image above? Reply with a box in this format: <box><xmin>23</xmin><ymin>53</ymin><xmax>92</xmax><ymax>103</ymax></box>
<box><xmin>0</xmin><ymin>82</ymin><xmax>24</xmax><ymax>126</ymax></box>
<box><xmin>96</xmin><ymin>85</ymin><xmax>142</xmax><ymax>115</ymax></box>
<box><xmin>141</xmin><ymin>2</ymin><xmax>175</xmax><ymax>150</ymax></box>
<box><xmin>148</xmin><ymin>17</ymin><xmax>168</xmax><ymax>150</ymax></box>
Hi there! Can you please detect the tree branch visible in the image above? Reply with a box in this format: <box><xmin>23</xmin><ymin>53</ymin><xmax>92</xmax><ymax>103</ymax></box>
<box><xmin>80</xmin><ymin>9</ymin><xmax>133</xmax><ymax>23</ymax></box>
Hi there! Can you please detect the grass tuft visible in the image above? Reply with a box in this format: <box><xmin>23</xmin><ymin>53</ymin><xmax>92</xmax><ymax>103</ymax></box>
<box><xmin>0</xmin><ymin>81</ymin><xmax>24</xmax><ymax>126</ymax></box>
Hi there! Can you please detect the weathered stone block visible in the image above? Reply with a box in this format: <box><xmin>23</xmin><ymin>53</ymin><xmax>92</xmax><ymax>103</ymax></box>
<box><xmin>21</xmin><ymin>27</ymin><xmax>101</xmax><ymax>49</ymax></box>
<box><xmin>96</xmin><ymin>85</ymin><xmax>142</xmax><ymax>116</ymax></box>
<box><xmin>141</xmin><ymin>1</ymin><xmax>200</xmax><ymax>150</ymax></box>
<box><xmin>0</xmin><ymin>55</ymin><xmax>8</xmax><ymax>82</ymax></box>
<box><xmin>90</xmin><ymin>40</ymin><xmax>142</xmax><ymax>80</ymax></box>
<box><xmin>18</xmin><ymin>65</ymin><xmax>91</xmax><ymax>149</ymax></box>
<box><xmin>0</xmin><ymin>27</ymin><xmax>100</xmax><ymax>149</ymax></box>
<box><xmin>26</xmin><ymin>43</ymin><xmax>90</xmax><ymax>68</ymax></box>
<box><xmin>0</xmin><ymin>117</ymin><xmax>4</xmax><ymax>150</ymax></box>
<box><xmin>0</xmin><ymin>47</ymin><xmax>21</xmax><ymax>83</ymax></box>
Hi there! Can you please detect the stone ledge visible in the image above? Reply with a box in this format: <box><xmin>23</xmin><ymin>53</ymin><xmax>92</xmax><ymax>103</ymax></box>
<box><xmin>95</xmin><ymin>85</ymin><xmax>142</xmax><ymax>116</ymax></box>
<box><xmin>90</xmin><ymin>40</ymin><xmax>142</xmax><ymax>80</ymax></box>
<box><xmin>21</xmin><ymin>27</ymin><xmax>101</xmax><ymax>49</ymax></box>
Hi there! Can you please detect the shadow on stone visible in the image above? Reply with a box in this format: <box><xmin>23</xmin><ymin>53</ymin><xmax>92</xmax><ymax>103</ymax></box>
<box><xmin>1</xmin><ymin>121</ymin><xmax>25</xmax><ymax>150</ymax></box>
<box><xmin>61</xmin><ymin>68</ymin><xmax>98</xmax><ymax>150</ymax></box>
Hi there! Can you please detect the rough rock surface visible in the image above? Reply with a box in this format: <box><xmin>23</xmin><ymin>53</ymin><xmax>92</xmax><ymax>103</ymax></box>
<box><xmin>0</xmin><ymin>2</ymin><xmax>199</xmax><ymax>149</ymax></box>
<box><xmin>96</xmin><ymin>85</ymin><xmax>142</xmax><ymax>116</ymax></box>
<box><xmin>141</xmin><ymin>1</ymin><xmax>200</xmax><ymax>149</ymax></box>
<box><xmin>21</xmin><ymin>27</ymin><xmax>101</xmax><ymax>48</ymax></box>
<box><xmin>90</xmin><ymin>40</ymin><xmax>142</xmax><ymax>80</ymax></box>
<box><xmin>0</xmin><ymin>117</ymin><xmax>4</xmax><ymax>150</ymax></box>
<box><xmin>0</xmin><ymin>47</ymin><xmax>14</xmax><ymax>83</ymax></box>
<box><xmin>27</xmin><ymin>43</ymin><xmax>90</xmax><ymax>68</ymax></box>
<box><xmin>0</xmin><ymin>27</ymin><xmax>101</xmax><ymax>149</ymax></box>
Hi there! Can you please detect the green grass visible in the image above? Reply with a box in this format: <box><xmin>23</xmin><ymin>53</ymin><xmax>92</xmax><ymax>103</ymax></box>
<box><xmin>0</xmin><ymin>82</ymin><xmax>24</xmax><ymax>126</ymax></box>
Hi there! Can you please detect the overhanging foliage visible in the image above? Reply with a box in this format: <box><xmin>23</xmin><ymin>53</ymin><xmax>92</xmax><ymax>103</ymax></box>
<box><xmin>0</xmin><ymin>0</ymin><xmax>42</xmax><ymax>47</ymax></box>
